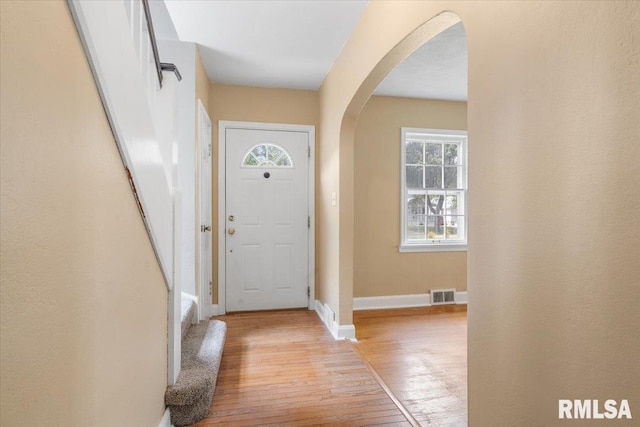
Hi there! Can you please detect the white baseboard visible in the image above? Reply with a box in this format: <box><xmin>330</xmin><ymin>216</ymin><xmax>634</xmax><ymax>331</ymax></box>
<box><xmin>353</xmin><ymin>291</ymin><xmax>467</xmax><ymax>310</ymax></box>
<box><xmin>353</xmin><ymin>293</ymin><xmax>430</xmax><ymax>310</ymax></box>
<box><xmin>333</xmin><ymin>323</ymin><xmax>356</xmax><ymax>340</ymax></box>
<box><xmin>314</xmin><ymin>300</ymin><xmax>356</xmax><ymax>341</ymax></box>
<box><xmin>455</xmin><ymin>291</ymin><xmax>467</xmax><ymax>304</ymax></box>
<box><xmin>158</xmin><ymin>408</ymin><xmax>173</xmax><ymax>427</ymax></box>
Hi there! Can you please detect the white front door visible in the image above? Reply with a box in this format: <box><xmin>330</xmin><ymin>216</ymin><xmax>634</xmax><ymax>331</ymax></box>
<box><xmin>225</xmin><ymin>128</ymin><xmax>309</xmax><ymax>312</ymax></box>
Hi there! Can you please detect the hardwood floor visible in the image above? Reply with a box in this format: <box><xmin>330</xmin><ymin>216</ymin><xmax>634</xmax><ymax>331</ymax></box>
<box><xmin>193</xmin><ymin>310</ymin><xmax>411</xmax><ymax>426</ymax></box>
<box><xmin>193</xmin><ymin>307</ymin><xmax>466</xmax><ymax>426</ymax></box>
<box><xmin>354</xmin><ymin>306</ymin><xmax>468</xmax><ymax>426</ymax></box>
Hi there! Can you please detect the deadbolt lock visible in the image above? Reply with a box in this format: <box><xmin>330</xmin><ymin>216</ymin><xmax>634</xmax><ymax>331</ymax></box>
<box><xmin>228</xmin><ymin>215</ymin><xmax>235</xmax><ymax>221</ymax></box>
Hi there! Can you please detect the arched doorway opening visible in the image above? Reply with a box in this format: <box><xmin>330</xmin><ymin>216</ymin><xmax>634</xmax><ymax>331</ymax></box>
<box><xmin>338</xmin><ymin>10</ymin><xmax>468</xmax><ymax>424</ymax></box>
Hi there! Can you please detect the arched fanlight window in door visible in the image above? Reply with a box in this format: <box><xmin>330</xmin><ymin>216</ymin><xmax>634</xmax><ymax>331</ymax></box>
<box><xmin>242</xmin><ymin>143</ymin><xmax>294</xmax><ymax>167</ymax></box>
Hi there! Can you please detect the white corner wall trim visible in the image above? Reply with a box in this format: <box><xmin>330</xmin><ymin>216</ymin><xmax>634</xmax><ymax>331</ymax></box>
<box><xmin>353</xmin><ymin>292</ymin><xmax>467</xmax><ymax>310</ymax></box>
<box><xmin>314</xmin><ymin>300</ymin><xmax>356</xmax><ymax>341</ymax></box>
<box><xmin>204</xmin><ymin>304</ymin><xmax>219</xmax><ymax>318</ymax></box>
<box><xmin>159</xmin><ymin>408</ymin><xmax>173</xmax><ymax>427</ymax></box>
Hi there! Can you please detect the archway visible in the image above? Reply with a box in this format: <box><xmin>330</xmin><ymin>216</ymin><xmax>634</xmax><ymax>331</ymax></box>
<box><xmin>344</xmin><ymin>9</ymin><xmax>469</xmax><ymax>424</ymax></box>
<box><xmin>319</xmin><ymin>9</ymin><xmax>465</xmax><ymax>330</ymax></box>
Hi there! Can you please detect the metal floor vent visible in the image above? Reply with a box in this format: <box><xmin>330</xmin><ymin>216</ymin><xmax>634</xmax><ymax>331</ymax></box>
<box><xmin>431</xmin><ymin>289</ymin><xmax>456</xmax><ymax>305</ymax></box>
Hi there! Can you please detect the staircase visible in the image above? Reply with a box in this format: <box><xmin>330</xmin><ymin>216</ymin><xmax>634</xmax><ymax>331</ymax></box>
<box><xmin>165</xmin><ymin>296</ymin><xmax>226</xmax><ymax>426</ymax></box>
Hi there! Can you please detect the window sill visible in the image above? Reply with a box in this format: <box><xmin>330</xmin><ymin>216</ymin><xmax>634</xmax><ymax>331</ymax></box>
<box><xmin>399</xmin><ymin>243</ymin><xmax>467</xmax><ymax>253</ymax></box>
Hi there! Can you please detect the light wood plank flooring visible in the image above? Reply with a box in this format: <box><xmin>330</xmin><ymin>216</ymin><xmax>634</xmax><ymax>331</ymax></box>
<box><xmin>194</xmin><ymin>307</ymin><xmax>466</xmax><ymax>426</ymax></box>
<box><xmin>354</xmin><ymin>306</ymin><xmax>468</xmax><ymax>426</ymax></box>
<box><xmin>193</xmin><ymin>310</ymin><xmax>411</xmax><ymax>426</ymax></box>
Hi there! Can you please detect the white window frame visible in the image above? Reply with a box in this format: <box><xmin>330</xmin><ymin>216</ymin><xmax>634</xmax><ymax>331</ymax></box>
<box><xmin>400</xmin><ymin>127</ymin><xmax>468</xmax><ymax>253</ymax></box>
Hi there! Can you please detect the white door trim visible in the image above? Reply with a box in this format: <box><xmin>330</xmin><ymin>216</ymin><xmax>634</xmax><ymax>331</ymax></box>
<box><xmin>218</xmin><ymin>121</ymin><xmax>315</xmax><ymax>315</ymax></box>
<box><xmin>197</xmin><ymin>99</ymin><xmax>214</xmax><ymax>320</ymax></box>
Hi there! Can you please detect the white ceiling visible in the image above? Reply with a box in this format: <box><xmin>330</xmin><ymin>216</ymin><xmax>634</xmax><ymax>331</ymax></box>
<box><xmin>163</xmin><ymin>0</ymin><xmax>368</xmax><ymax>90</ymax></box>
<box><xmin>374</xmin><ymin>22</ymin><xmax>467</xmax><ymax>102</ymax></box>
<box><xmin>160</xmin><ymin>1</ymin><xmax>467</xmax><ymax>101</ymax></box>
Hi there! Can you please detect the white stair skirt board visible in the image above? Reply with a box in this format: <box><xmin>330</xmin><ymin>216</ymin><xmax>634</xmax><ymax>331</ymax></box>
<box><xmin>181</xmin><ymin>292</ymin><xmax>199</xmax><ymax>324</ymax></box>
<box><xmin>353</xmin><ymin>292</ymin><xmax>468</xmax><ymax>310</ymax></box>
<box><xmin>314</xmin><ymin>300</ymin><xmax>356</xmax><ymax>341</ymax></box>
<box><xmin>181</xmin><ymin>293</ymin><xmax>219</xmax><ymax>319</ymax></box>
<box><xmin>180</xmin><ymin>293</ymin><xmax>219</xmax><ymax>319</ymax></box>
<box><xmin>158</xmin><ymin>408</ymin><xmax>173</xmax><ymax>427</ymax></box>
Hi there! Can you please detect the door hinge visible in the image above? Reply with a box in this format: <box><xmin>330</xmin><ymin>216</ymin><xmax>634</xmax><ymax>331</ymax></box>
<box><xmin>307</xmin><ymin>286</ymin><xmax>310</xmax><ymax>298</ymax></box>
<box><xmin>209</xmin><ymin>281</ymin><xmax>213</xmax><ymax>296</ymax></box>
<box><xmin>308</xmin><ymin>146</ymin><xmax>311</xmax><ymax>158</ymax></box>
<box><xmin>308</xmin><ymin>216</ymin><xmax>311</xmax><ymax>229</ymax></box>
<box><xmin>208</xmin><ymin>143</ymin><xmax>212</xmax><ymax>157</ymax></box>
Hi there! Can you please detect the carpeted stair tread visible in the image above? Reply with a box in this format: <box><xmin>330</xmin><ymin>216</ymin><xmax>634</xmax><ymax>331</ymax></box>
<box><xmin>164</xmin><ymin>367</ymin><xmax>214</xmax><ymax>406</ymax></box>
<box><xmin>165</xmin><ymin>319</ymin><xmax>227</xmax><ymax>426</ymax></box>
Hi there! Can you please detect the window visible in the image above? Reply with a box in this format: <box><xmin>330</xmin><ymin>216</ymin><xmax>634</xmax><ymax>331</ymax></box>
<box><xmin>400</xmin><ymin>128</ymin><xmax>467</xmax><ymax>252</ymax></box>
<box><xmin>242</xmin><ymin>143</ymin><xmax>293</xmax><ymax>167</ymax></box>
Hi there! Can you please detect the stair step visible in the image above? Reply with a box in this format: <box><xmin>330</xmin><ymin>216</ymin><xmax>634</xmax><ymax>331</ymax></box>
<box><xmin>166</xmin><ymin>320</ymin><xmax>227</xmax><ymax>426</ymax></box>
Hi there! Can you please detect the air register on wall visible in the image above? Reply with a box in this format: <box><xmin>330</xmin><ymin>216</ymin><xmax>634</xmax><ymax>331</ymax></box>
<box><xmin>431</xmin><ymin>288</ymin><xmax>456</xmax><ymax>305</ymax></box>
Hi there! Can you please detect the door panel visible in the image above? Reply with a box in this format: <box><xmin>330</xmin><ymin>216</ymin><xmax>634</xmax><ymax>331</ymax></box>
<box><xmin>225</xmin><ymin>128</ymin><xmax>308</xmax><ymax>312</ymax></box>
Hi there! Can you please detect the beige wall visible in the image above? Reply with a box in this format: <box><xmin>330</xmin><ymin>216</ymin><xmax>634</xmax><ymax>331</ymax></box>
<box><xmin>208</xmin><ymin>84</ymin><xmax>319</xmax><ymax>304</ymax></box>
<box><xmin>195</xmin><ymin>48</ymin><xmax>210</xmax><ymax>107</ymax></box>
<box><xmin>354</xmin><ymin>96</ymin><xmax>467</xmax><ymax>297</ymax></box>
<box><xmin>0</xmin><ymin>2</ymin><xmax>168</xmax><ymax>426</ymax></box>
<box><xmin>322</xmin><ymin>0</ymin><xmax>639</xmax><ymax>424</ymax></box>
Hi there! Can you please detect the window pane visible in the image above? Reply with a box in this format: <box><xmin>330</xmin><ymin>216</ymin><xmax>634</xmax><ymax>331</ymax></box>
<box><xmin>444</xmin><ymin>166</ymin><xmax>461</xmax><ymax>189</ymax></box>
<box><xmin>244</xmin><ymin>154</ymin><xmax>259</xmax><ymax>166</ymax></box>
<box><xmin>444</xmin><ymin>144</ymin><xmax>460</xmax><ymax>165</ymax></box>
<box><xmin>407</xmin><ymin>194</ymin><xmax>426</xmax><ymax>240</ymax></box>
<box><xmin>406</xmin><ymin>141</ymin><xmax>423</xmax><ymax>164</ymax></box>
<box><xmin>252</xmin><ymin>145</ymin><xmax>267</xmax><ymax>162</ymax></box>
<box><xmin>425</xmin><ymin>166</ymin><xmax>442</xmax><ymax>188</ymax></box>
<box><xmin>445</xmin><ymin>215</ymin><xmax>463</xmax><ymax>240</ymax></box>
<box><xmin>268</xmin><ymin>145</ymin><xmax>283</xmax><ymax>161</ymax></box>
<box><xmin>407</xmin><ymin>194</ymin><xmax>426</xmax><ymax>215</ymax></box>
<box><xmin>425</xmin><ymin>143</ymin><xmax>442</xmax><ymax>165</ymax></box>
<box><xmin>406</xmin><ymin>166</ymin><xmax>423</xmax><ymax>188</ymax></box>
<box><xmin>426</xmin><ymin>193</ymin><xmax>446</xmax><ymax>216</ymax></box>
<box><xmin>427</xmin><ymin>215</ymin><xmax>445</xmax><ymax>239</ymax></box>
<box><xmin>407</xmin><ymin>215</ymin><xmax>426</xmax><ymax>240</ymax></box>
<box><xmin>444</xmin><ymin>191</ymin><xmax>463</xmax><ymax>216</ymax></box>
<box><xmin>274</xmin><ymin>156</ymin><xmax>291</xmax><ymax>167</ymax></box>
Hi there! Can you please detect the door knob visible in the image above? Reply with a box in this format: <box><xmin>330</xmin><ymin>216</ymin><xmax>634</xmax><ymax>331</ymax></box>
<box><xmin>228</xmin><ymin>228</ymin><xmax>236</xmax><ymax>235</ymax></box>
<box><xmin>201</xmin><ymin>225</ymin><xmax>211</xmax><ymax>232</ymax></box>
